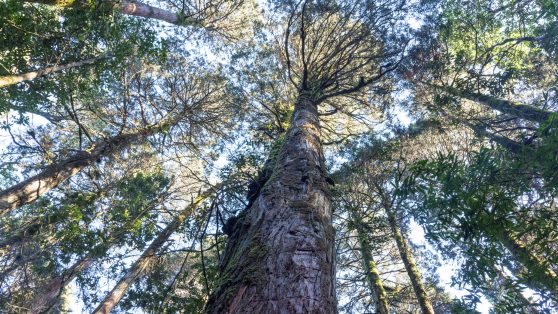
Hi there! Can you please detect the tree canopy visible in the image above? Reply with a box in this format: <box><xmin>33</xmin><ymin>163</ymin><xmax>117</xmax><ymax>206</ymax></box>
<box><xmin>0</xmin><ymin>0</ymin><xmax>557</xmax><ymax>312</ymax></box>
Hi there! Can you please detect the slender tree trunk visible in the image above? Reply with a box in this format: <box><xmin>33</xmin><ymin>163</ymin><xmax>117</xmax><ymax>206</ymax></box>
<box><xmin>92</xmin><ymin>187</ymin><xmax>215</xmax><ymax>314</ymax></box>
<box><xmin>497</xmin><ymin>228</ymin><xmax>558</xmax><ymax>294</ymax></box>
<box><xmin>7</xmin><ymin>106</ymin><xmax>66</xmax><ymax>123</ymax></box>
<box><xmin>205</xmin><ymin>93</ymin><xmax>336</xmax><ymax>313</ymax></box>
<box><xmin>29</xmin><ymin>256</ymin><xmax>96</xmax><ymax>313</ymax></box>
<box><xmin>492</xmin><ymin>266</ymin><xmax>539</xmax><ymax>313</ymax></box>
<box><xmin>465</xmin><ymin>120</ymin><xmax>523</xmax><ymax>153</ymax></box>
<box><xmin>0</xmin><ymin>57</ymin><xmax>101</xmax><ymax>88</ymax></box>
<box><xmin>385</xmin><ymin>205</ymin><xmax>434</xmax><ymax>314</ymax></box>
<box><xmin>25</xmin><ymin>0</ymin><xmax>195</xmax><ymax>26</ymax></box>
<box><xmin>351</xmin><ymin>212</ymin><xmax>390</xmax><ymax>314</ymax></box>
<box><xmin>21</xmin><ymin>193</ymin><xmax>160</xmax><ymax>312</ymax></box>
<box><xmin>0</xmin><ymin>122</ymin><xmax>170</xmax><ymax>214</ymax></box>
<box><xmin>439</xmin><ymin>85</ymin><xmax>553</xmax><ymax>124</ymax></box>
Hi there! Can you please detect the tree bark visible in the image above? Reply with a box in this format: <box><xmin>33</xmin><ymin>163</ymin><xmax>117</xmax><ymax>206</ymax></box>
<box><xmin>385</xmin><ymin>205</ymin><xmax>434</xmax><ymax>314</ymax></box>
<box><xmin>497</xmin><ymin>228</ymin><xmax>558</xmax><ymax>294</ymax></box>
<box><xmin>205</xmin><ymin>93</ymin><xmax>336</xmax><ymax>313</ymax></box>
<box><xmin>492</xmin><ymin>266</ymin><xmax>539</xmax><ymax>313</ymax></box>
<box><xmin>440</xmin><ymin>85</ymin><xmax>554</xmax><ymax>124</ymax></box>
<box><xmin>465</xmin><ymin>120</ymin><xmax>523</xmax><ymax>153</ymax></box>
<box><xmin>92</xmin><ymin>186</ymin><xmax>215</xmax><ymax>314</ymax></box>
<box><xmin>0</xmin><ymin>122</ymin><xmax>170</xmax><ymax>215</ymax></box>
<box><xmin>0</xmin><ymin>57</ymin><xmax>101</xmax><ymax>88</ymax></box>
<box><xmin>351</xmin><ymin>212</ymin><xmax>390</xmax><ymax>314</ymax></box>
<box><xmin>29</xmin><ymin>256</ymin><xmax>95</xmax><ymax>313</ymax></box>
<box><xmin>25</xmin><ymin>0</ymin><xmax>195</xmax><ymax>26</ymax></box>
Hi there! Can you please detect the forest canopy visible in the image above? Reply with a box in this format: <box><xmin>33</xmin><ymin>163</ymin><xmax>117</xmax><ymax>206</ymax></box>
<box><xmin>0</xmin><ymin>0</ymin><xmax>557</xmax><ymax>313</ymax></box>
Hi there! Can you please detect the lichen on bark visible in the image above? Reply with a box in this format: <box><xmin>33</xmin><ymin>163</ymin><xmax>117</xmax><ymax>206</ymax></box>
<box><xmin>205</xmin><ymin>93</ymin><xmax>336</xmax><ymax>313</ymax></box>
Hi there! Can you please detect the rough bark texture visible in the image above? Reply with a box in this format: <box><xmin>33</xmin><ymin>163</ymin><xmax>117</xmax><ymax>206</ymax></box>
<box><xmin>92</xmin><ymin>188</ymin><xmax>214</xmax><ymax>314</ymax></box>
<box><xmin>498</xmin><ymin>229</ymin><xmax>558</xmax><ymax>294</ymax></box>
<box><xmin>26</xmin><ymin>0</ymin><xmax>194</xmax><ymax>26</ymax></box>
<box><xmin>205</xmin><ymin>93</ymin><xmax>336</xmax><ymax>313</ymax></box>
<box><xmin>29</xmin><ymin>257</ymin><xmax>95</xmax><ymax>313</ymax></box>
<box><xmin>385</xmin><ymin>206</ymin><xmax>434</xmax><ymax>314</ymax></box>
<box><xmin>0</xmin><ymin>57</ymin><xmax>100</xmax><ymax>88</ymax></box>
<box><xmin>352</xmin><ymin>212</ymin><xmax>390</xmax><ymax>314</ymax></box>
<box><xmin>0</xmin><ymin>123</ymin><xmax>168</xmax><ymax>214</ymax></box>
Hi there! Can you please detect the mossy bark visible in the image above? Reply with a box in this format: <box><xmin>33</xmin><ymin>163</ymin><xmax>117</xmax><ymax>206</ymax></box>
<box><xmin>385</xmin><ymin>206</ymin><xmax>434</xmax><ymax>314</ymax></box>
<box><xmin>352</xmin><ymin>211</ymin><xmax>390</xmax><ymax>314</ymax></box>
<box><xmin>497</xmin><ymin>228</ymin><xmax>558</xmax><ymax>294</ymax></box>
<box><xmin>205</xmin><ymin>93</ymin><xmax>336</xmax><ymax>313</ymax></box>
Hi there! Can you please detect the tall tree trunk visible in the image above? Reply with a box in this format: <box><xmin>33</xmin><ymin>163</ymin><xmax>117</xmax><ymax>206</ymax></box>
<box><xmin>384</xmin><ymin>204</ymin><xmax>434</xmax><ymax>314</ymax></box>
<box><xmin>497</xmin><ymin>228</ymin><xmax>558</xmax><ymax>294</ymax></box>
<box><xmin>92</xmin><ymin>186</ymin><xmax>215</xmax><ymax>314</ymax></box>
<box><xmin>351</xmin><ymin>212</ymin><xmax>390</xmax><ymax>314</ymax></box>
<box><xmin>205</xmin><ymin>93</ymin><xmax>336</xmax><ymax>313</ymax></box>
<box><xmin>25</xmin><ymin>0</ymin><xmax>196</xmax><ymax>26</ymax></box>
<box><xmin>0</xmin><ymin>57</ymin><xmax>101</xmax><ymax>88</ymax></box>
<box><xmin>492</xmin><ymin>266</ymin><xmax>539</xmax><ymax>313</ymax></box>
<box><xmin>0</xmin><ymin>122</ymin><xmax>170</xmax><ymax>214</ymax></box>
<box><xmin>29</xmin><ymin>256</ymin><xmax>95</xmax><ymax>313</ymax></box>
<box><xmin>438</xmin><ymin>85</ymin><xmax>553</xmax><ymax>124</ymax></box>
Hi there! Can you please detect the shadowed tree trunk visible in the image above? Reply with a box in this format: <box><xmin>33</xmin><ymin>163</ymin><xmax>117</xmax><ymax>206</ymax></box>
<box><xmin>92</xmin><ymin>186</ymin><xmax>216</xmax><ymax>314</ymax></box>
<box><xmin>383</xmin><ymin>202</ymin><xmax>434</xmax><ymax>314</ymax></box>
<box><xmin>0</xmin><ymin>57</ymin><xmax>101</xmax><ymax>88</ymax></box>
<box><xmin>351</xmin><ymin>211</ymin><xmax>390</xmax><ymax>314</ymax></box>
<box><xmin>497</xmin><ymin>228</ymin><xmax>558</xmax><ymax>294</ymax></box>
<box><xmin>437</xmin><ymin>85</ymin><xmax>554</xmax><ymax>124</ymax></box>
<box><xmin>25</xmin><ymin>0</ymin><xmax>197</xmax><ymax>26</ymax></box>
<box><xmin>465</xmin><ymin>120</ymin><xmax>523</xmax><ymax>153</ymax></box>
<box><xmin>492</xmin><ymin>266</ymin><xmax>539</xmax><ymax>313</ymax></box>
<box><xmin>205</xmin><ymin>92</ymin><xmax>336</xmax><ymax>313</ymax></box>
<box><xmin>29</xmin><ymin>256</ymin><xmax>95</xmax><ymax>313</ymax></box>
<box><xmin>0</xmin><ymin>121</ymin><xmax>172</xmax><ymax>215</ymax></box>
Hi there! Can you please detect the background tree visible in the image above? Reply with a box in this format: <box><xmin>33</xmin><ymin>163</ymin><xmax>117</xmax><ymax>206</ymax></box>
<box><xmin>1</xmin><ymin>0</ymin><xmax>557</xmax><ymax>312</ymax></box>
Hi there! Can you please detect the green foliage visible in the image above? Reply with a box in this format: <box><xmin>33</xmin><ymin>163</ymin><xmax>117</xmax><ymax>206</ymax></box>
<box><xmin>404</xmin><ymin>141</ymin><xmax>558</xmax><ymax>309</ymax></box>
<box><xmin>1</xmin><ymin>0</ymin><xmax>558</xmax><ymax>312</ymax></box>
<box><xmin>0</xmin><ymin>0</ymin><xmax>167</xmax><ymax>117</ymax></box>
